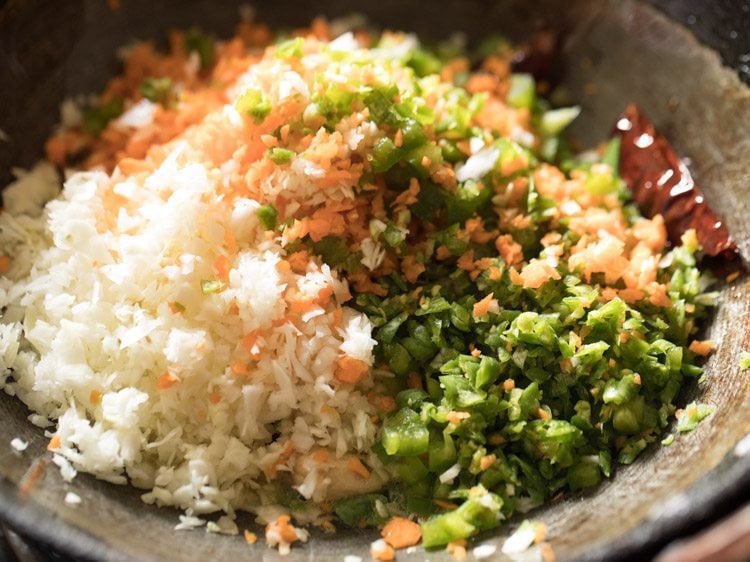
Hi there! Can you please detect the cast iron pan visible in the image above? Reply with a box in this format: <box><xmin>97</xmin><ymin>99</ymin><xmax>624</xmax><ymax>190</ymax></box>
<box><xmin>0</xmin><ymin>1</ymin><xmax>749</xmax><ymax>560</ymax></box>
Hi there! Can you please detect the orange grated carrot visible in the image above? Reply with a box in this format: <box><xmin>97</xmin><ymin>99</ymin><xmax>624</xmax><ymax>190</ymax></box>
<box><xmin>446</xmin><ymin>411</ymin><xmax>471</xmax><ymax>424</ymax></box>
<box><xmin>503</xmin><ymin>379</ymin><xmax>515</xmax><ymax>391</ymax></box>
<box><xmin>223</xmin><ymin>230</ymin><xmax>237</xmax><ymax>254</ymax></box>
<box><xmin>407</xmin><ymin>373</ymin><xmax>423</xmax><ymax>390</ymax></box>
<box><xmin>393</xmin><ymin>129</ymin><xmax>403</xmax><ymax>148</ymax></box>
<box><xmin>433</xmin><ymin>498</ymin><xmax>459</xmax><ymax>510</ymax></box>
<box><xmin>689</xmin><ymin>340</ymin><xmax>715</xmax><ymax>357</ymax></box>
<box><xmin>168</xmin><ymin>302</ymin><xmax>184</xmax><ymax>314</ymax></box>
<box><xmin>268</xmin><ymin>514</ymin><xmax>299</xmax><ymax>543</ymax></box>
<box><xmin>473</xmin><ymin>292</ymin><xmax>496</xmax><ymax>317</ymax></box>
<box><xmin>377</xmin><ymin>395</ymin><xmax>398</xmax><ymax>413</ymax></box>
<box><xmin>447</xmin><ymin>539</ymin><xmax>467</xmax><ymax>561</ymax></box>
<box><xmin>401</xmin><ymin>254</ymin><xmax>426</xmax><ymax>284</ymax></box>
<box><xmin>381</xmin><ymin>517</ymin><xmax>422</xmax><ymax>549</ymax></box>
<box><xmin>315</xmin><ymin>284</ymin><xmax>334</xmax><ymax>307</ymax></box>
<box><xmin>537</xmin><ymin>408</ymin><xmax>552</xmax><ymax>421</ymax></box>
<box><xmin>479</xmin><ymin>454</ymin><xmax>497</xmax><ymax>471</ymax></box>
<box><xmin>244</xmin><ymin>530</ymin><xmax>257</xmax><ymax>544</ymax></box>
<box><xmin>312</xmin><ymin>449</ymin><xmax>330</xmax><ymax>463</ymax></box>
<box><xmin>489</xmin><ymin>433</ymin><xmax>506</xmax><ymax>445</ymax></box>
<box><xmin>346</xmin><ymin>457</ymin><xmax>371</xmax><ymax>479</ymax></box>
<box><xmin>231</xmin><ymin>361</ymin><xmax>249</xmax><ymax>376</ymax></box>
<box><xmin>0</xmin><ymin>256</ymin><xmax>10</xmax><ymax>274</ymax></box>
<box><xmin>330</xmin><ymin>308</ymin><xmax>343</xmax><ymax>328</ymax></box>
<box><xmin>371</xmin><ymin>539</ymin><xmax>396</xmax><ymax>561</ymax></box>
<box><xmin>47</xmin><ymin>435</ymin><xmax>61</xmax><ymax>451</ymax></box>
<box><xmin>89</xmin><ymin>390</ymin><xmax>102</xmax><ymax>404</ymax></box>
<box><xmin>286</xmin><ymin>290</ymin><xmax>317</xmax><ymax>314</ymax></box>
<box><xmin>243</xmin><ymin>331</ymin><xmax>261</xmax><ymax>350</ymax></box>
<box><xmin>335</xmin><ymin>355</ymin><xmax>369</xmax><ymax>384</ymax></box>
<box><xmin>286</xmin><ymin>250</ymin><xmax>310</xmax><ymax>273</ymax></box>
<box><xmin>209</xmin><ymin>390</ymin><xmax>221</xmax><ymax>404</ymax></box>
<box><xmin>213</xmin><ymin>255</ymin><xmax>231</xmax><ymax>281</ymax></box>
<box><xmin>18</xmin><ymin>458</ymin><xmax>46</xmax><ymax>495</ymax></box>
<box><xmin>260</xmin><ymin>134</ymin><xmax>279</xmax><ymax>148</ymax></box>
<box><xmin>156</xmin><ymin>372</ymin><xmax>180</xmax><ymax>390</ymax></box>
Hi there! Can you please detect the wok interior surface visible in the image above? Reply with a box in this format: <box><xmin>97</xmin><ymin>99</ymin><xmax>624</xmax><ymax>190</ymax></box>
<box><xmin>1</xmin><ymin>0</ymin><xmax>749</xmax><ymax>560</ymax></box>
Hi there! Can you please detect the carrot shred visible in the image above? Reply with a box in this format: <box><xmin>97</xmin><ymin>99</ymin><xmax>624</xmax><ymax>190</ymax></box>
<box><xmin>244</xmin><ymin>530</ymin><xmax>258</xmax><ymax>544</ymax></box>
<box><xmin>213</xmin><ymin>255</ymin><xmax>231</xmax><ymax>281</ymax></box>
<box><xmin>407</xmin><ymin>373</ymin><xmax>423</xmax><ymax>390</ymax></box>
<box><xmin>312</xmin><ymin>449</ymin><xmax>330</xmax><ymax>463</ymax></box>
<box><xmin>689</xmin><ymin>339</ymin><xmax>715</xmax><ymax>357</ymax></box>
<box><xmin>156</xmin><ymin>372</ymin><xmax>180</xmax><ymax>389</ymax></box>
<box><xmin>346</xmin><ymin>457</ymin><xmax>371</xmax><ymax>479</ymax></box>
<box><xmin>231</xmin><ymin>361</ymin><xmax>249</xmax><ymax>376</ymax></box>
<box><xmin>89</xmin><ymin>389</ymin><xmax>102</xmax><ymax>404</ymax></box>
<box><xmin>377</xmin><ymin>395</ymin><xmax>398</xmax><ymax>413</ymax></box>
<box><xmin>335</xmin><ymin>355</ymin><xmax>369</xmax><ymax>384</ymax></box>
<box><xmin>381</xmin><ymin>516</ymin><xmax>422</xmax><ymax>549</ymax></box>
<box><xmin>47</xmin><ymin>435</ymin><xmax>61</xmax><ymax>451</ymax></box>
<box><xmin>18</xmin><ymin>458</ymin><xmax>46</xmax><ymax>495</ymax></box>
<box><xmin>0</xmin><ymin>256</ymin><xmax>10</xmax><ymax>274</ymax></box>
<box><xmin>371</xmin><ymin>540</ymin><xmax>396</xmax><ymax>561</ymax></box>
<box><xmin>473</xmin><ymin>293</ymin><xmax>496</xmax><ymax>316</ymax></box>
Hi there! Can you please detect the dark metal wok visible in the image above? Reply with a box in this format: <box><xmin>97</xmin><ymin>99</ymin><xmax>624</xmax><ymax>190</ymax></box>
<box><xmin>0</xmin><ymin>1</ymin><xmax>749</xmax><ymax>560</ymax></box>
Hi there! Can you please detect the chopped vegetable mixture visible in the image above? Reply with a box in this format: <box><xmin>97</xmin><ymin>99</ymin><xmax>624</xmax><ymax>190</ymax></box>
<box><xmin>36</xmin><ymin>15</ymin><xmax>726</xmax><ymax>553</ymax></box>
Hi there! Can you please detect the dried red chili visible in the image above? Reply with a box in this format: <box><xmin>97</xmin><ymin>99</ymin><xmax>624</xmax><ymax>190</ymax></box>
<box><xmin>614</xmin><ymin>104</ymin><xmax>741</xmax><ymax>275</ymax></box>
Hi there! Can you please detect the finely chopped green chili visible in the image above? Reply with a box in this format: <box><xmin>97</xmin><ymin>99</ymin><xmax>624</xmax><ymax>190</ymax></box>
<box><xmin>275</xmin><ymin>36</ymin><xmax>722</xmax><ymax>548</ymax></box>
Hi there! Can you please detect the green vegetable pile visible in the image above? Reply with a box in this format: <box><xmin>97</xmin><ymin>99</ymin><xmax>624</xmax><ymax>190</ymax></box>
<box><xmin>289</xmin><ymin>37</ymin><xmax>722</xmax><ymax>548</ymax></box>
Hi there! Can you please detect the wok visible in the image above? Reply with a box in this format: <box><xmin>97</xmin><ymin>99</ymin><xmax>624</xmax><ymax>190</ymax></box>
<box><xmin>0</xmin><ymin>0</ymin><xmax>749</xmax><ymax>560</ymax></box>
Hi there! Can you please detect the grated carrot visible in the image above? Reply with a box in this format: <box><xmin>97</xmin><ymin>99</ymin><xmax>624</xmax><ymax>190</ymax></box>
<box><xmin>371</xmin><ymin>539</ymin><xmax>395</xmax><ymax>561</ymax></box>
<box><xmin>407</xmin><ymin>373</ymin><xmax>423</xmax><ymax>389</ymax></box>
<box><xmin>381</xmin><ymin>517</ymin><xmax>422</xmax><ymax>549</ymax></box>
<box><xmin>18</xmin><ymin>458</ymin><xmax>46</xmax><ymax>495</ymax></box>
<box><xmin>0</xmin><ymin>256</ymin><xmax>9</xmax><ymax>274</ymax></box>
<box><xmin>689</xmin><ymin>340</ymin><xmax>715</xmax><ymax>357</ymax></box>
<box><xmin>346</xmin><ymin>457</ymin><xmax>371</xmax><ymax>479</ymax></box>
<box><xmin>168</xmin><ymin>302</ymin><xmax>185</xmax><ymax>314</ymax></box>
<box><xmin>244</xmin><ymin>530</ymin><xmax>258</xmax><ymax>544</ymax></box>
<box><xmin>156</xmin><ymin>372</ymin><xmax>180</xmax><ymax>390</ymax></box>
<box><xmin>213</xmin><ymin>255</ymin><xmax>231</xmax><ymax>281</ymax></box>
<box><xmin>223</xmin><ymin>230</ymin><xmax>237</xmax><ymax>254</ymax></box>
<box><xmin>446</xmin><ymin>411</ymin><xmax>471</xmax><ymax>424</ymax></box>
<box><xmin>447</xmin><ymin>539</ymin><xmax>467</xmax><ymax>561</ymax></box>
<box><xmin>393</xmin><ymin>129</ymin><xmax>403</xmax><ymax>148</ymax></box>
<box><xmin>268</xmin><ymin>514</ymin><xmax>299</xmax><ymax>543</ymax></box>
<box><xmin>209</xmin><ymin>390</ymin><xmax>222</xmax><ymax>404</ymax></box>
<box><xmin>401</xmin><ymin>254</ymin><xmax>426</xmax><ymax>284</ymax></box>
<box><xmin>312</xmin><ymin>449</ymin><xmax>330</xmax><ymax>463</ymax></box>
<box><xmin>286</xmin><ymin>250</ymin><xmax>310</xmax><ymax>273</ymax></box>
<box><xmin>479</xmin><ymin>455</ymin><xmax>497</xmax><ymax>471</ymax></box>
<box><xmin>433</xmin><ymin>498</ymin><xmax>459</xmax><ymax>510</ymax></box>
<box><xmin>89</xmin><ymin>390</ymin><xmax>102</xmax><ymax>404</ymax></box>
<box><xmin>231</xmin><ymin>361</ymin><xmax>249</xmax><ymax>376</ymax></box>
<box><xmin>47</xmin><ymin>435</ymin><xmax>61</xmax><ymax>451</ymax></box>
<box><xmin>473</xmin><ymin>293</ymin><xmax>496</xmax><ymax>317</ymax></box>
<box><xmin>378</xmin><ymin>395</ymin><xmax>398</xmax><ymax>413</ymax></box>
<box><xmin>335</xmin><ymin>355</ymin><xmax>369</xmax><ymax>384</ymax></box>
<box><xmin>316</xmin><ymin>284</ymin><xmax>334</xmax><ymax>307</ymax></box>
